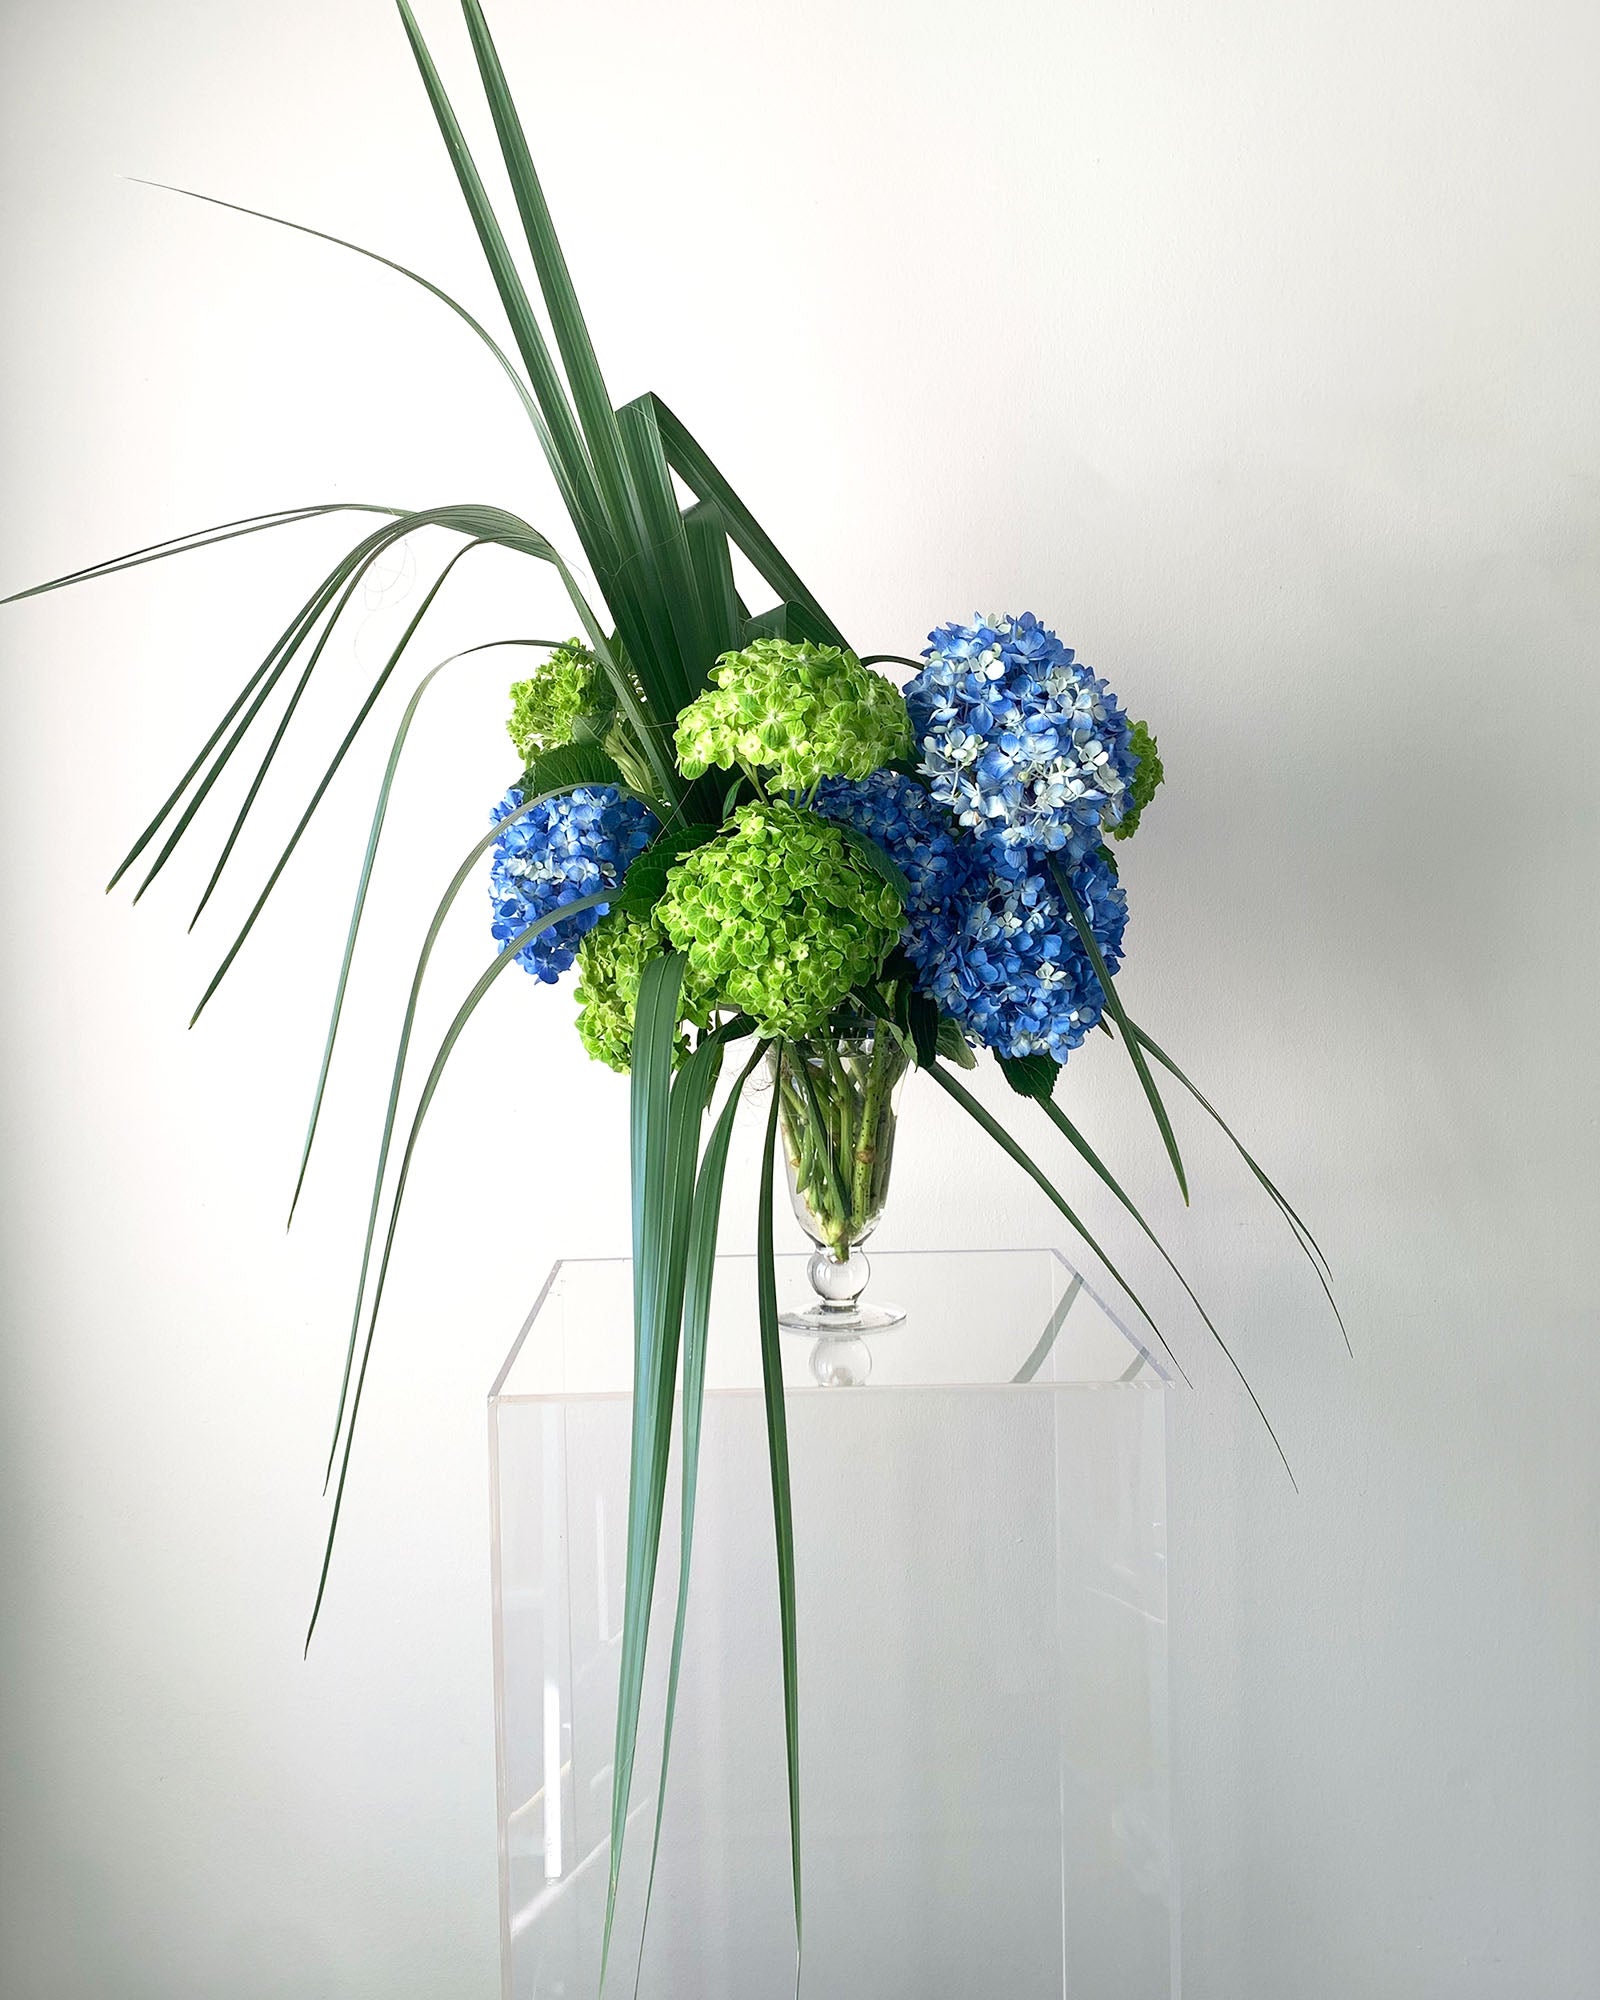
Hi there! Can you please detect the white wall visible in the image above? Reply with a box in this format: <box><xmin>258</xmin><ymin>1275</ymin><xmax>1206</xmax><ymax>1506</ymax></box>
<box><xmin>2</xmin><ymin>1</ymin><xmax>1596</xmax><ymax>1995</ymax></box>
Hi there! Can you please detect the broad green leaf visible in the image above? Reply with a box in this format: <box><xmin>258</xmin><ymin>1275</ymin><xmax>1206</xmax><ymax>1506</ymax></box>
<box><xmin>305</xmin><ymin>880</ymin><xmax>614</xmax><ymax>1648</ymax></box>
<box><xmin>1048</xmin><ymin>856</ymin><xmax>1189</xmax><ymax>1204</ymax></box>
<box><xmin>997</xmin><ymin>1052</ymin><xmax>1061</xmax><ymax>1101</ymax></box>
<box><xmin>756</xmin><ymin>1080</ymin><xmax>804</xmax><ymax>1971</ymax></box>
<box><xmin>290</xmin><ymin>637</ymin><xmax>564</xmax><ymax>1225</ymax></box>
<box><xmin>522</xmin><ymin>738</ymin><xmax>624</xmax><ymax>797</ymax></box>
<box><xmin>611</xmin><ymin>824</ymin><xmax>720</xmax><ymax>920</ymax></box>
<box><xmin>934</xmin><ymin>1016</ymin><xmax>977</xmax><ymax>1069</ymax></box>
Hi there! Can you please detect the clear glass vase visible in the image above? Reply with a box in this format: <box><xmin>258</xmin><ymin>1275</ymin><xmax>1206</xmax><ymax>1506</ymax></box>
<box><xmin>770</xmin><ymin>1028</ymin><xmax>910</xmax><ymax>1343</ymax></box>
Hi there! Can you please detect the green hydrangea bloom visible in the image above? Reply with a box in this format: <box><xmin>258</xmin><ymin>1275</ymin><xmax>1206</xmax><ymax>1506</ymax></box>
<box><xmin>1111</xmin><ymin>719</ymin><xmax>1164</xmax><ymax>841</ymax></box>
<box><xmin>674</xmin><ymin>638</ymin><xmax>913</xmax><ymax>793</ymax></box>
<box><xmin>573</xmin><ymin>910</ymin><xmax>715</xmax><ymax>1073</ymax></box>
<box><xmin>655</xmin><ymin>801</ymin><xmax>901</xmax><ymax>1039</ymax></box>
<box><xmin>507</xmin><ymin>639</ymin><xmax>600</xmax><ymax>761</ymax></box>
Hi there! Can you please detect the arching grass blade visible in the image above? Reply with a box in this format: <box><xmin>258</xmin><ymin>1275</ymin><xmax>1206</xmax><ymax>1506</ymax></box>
<box><xmin>1</xmin><ymin>502</ymin><xmax>401</xmax><ymax>605</ymax></box>
<box><xmin>321</xmin><ymin>788</ymin><xmax>606</xmax><ymax>1485</ymax></box>
<box><xmin>1119</xmin><ymin>1017</ymin><xmax>1347</xmax><ymax>1348</ymax></box>
<box><xmin>601</xmin><ymin>952</ymin><xmax>692</xmax><ymax>1984</ymax></box>
<box><xmin>289</xmin><ymin>637</ymin><xmax>565</xmax><ymax>1224</ymax></box>
<box><xmin>305</xmin><ymin>883</ymin><xmax>613</xmax><ymax>1650</ymax></box>
<box><xmin>188</xmin><ymin>539</ymin><xmax>491</xmax><ymax>1020</ymax></box>
<box><xmin>928</xmin><ymin>1059</ymin><xmax>1295</xmax><ymax>1485</ymax></box>
<box><xmin>632</xmin><ymin>1040</ymin><xmax>766</xmax><ymax>1995</ymax></box>
<box><xmin>756</xmin><ymin>1080</ymin><xmax>804</xmax><ymax>1980</ymax></box>
<box><xmin>125</xmin><ymin>179</ymin><xmax>548</xmax><ymax>439</ymax></box>
<box><xmin>924</xmin><ymin>1060</ymin><xmax>1194</xmax><ymax>1402</ymax></box>
<box><xmin>1048</xmin><ymin>856</ymin><xmax>1189</xmax><ymax>1203</ymax></box>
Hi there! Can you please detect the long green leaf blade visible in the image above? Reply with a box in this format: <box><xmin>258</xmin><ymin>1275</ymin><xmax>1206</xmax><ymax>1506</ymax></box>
<box><xmin>188</xmin><ymin>539</ymin><xmax>489</xmax><ymax>1019</ymax></box>
<box><xmin>1120</xmin><ymin>1017</ymin><xmax>1347</xmax><ymax>1346</ymax></box>
<box><xmin>124</xmin><ymin>179</ymin><xmax>550</xmax><ymax>438</ymax></box>
<box><xmin>2</xmin><ymin>502</ymin><xmax>401</xmax><ymax>606</ymax></box>
<box><xmin>305</xmin><ymin>881</ymin><xmax>614</xmax><ymax>1649</ymax></box>
<box><xmin>646</xmin><ymin>394</ymin><xmax>849</xmax><ymax>653</ymax></box>
<box><xmin>1048</xmin><ymin>856</ymin><xmax>1189</xmax><ymax>1203</ymax></box>
<box><xmin>927</xmin><ymin>1060</ymin><xmax>1295</xmax><ymax>1486</ymax></box>
<box><xmin>632</xmin><ymin>1040</ymin><xmax>766</xmax><ymax>1993</ymax></box>
<box><xmin>321</xmin><ymin>786</ymin><xmax>608</xmax><ymax>1482</ymax></box>
<box><xmin>756</xmin><ymin>1080</ymin><xmax>804</xmax><ymax>1975</ymax></box>
<box><xmin>289</xmin><ymin>637</ymin><xmax>563</xmax><ymax>1224</ymax></box>
<box><xmin>603</xmin><ymin>951</ymin><xmax>690</xmax><ymax>1982</ymax></box>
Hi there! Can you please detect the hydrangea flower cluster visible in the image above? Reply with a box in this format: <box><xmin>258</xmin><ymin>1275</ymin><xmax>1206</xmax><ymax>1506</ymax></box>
<box><xmin>906</xmin><ymin>614</ymin><xmax>1138</xmax><ymax>865</ymax></box>
<box><xmin>1111</xmin><ymin>719</ymin><xmax>1164</xmax><ymax>842</ymax></box>
<box><xmin>488</xmin><ymin>783</ymin><xmax>657</xmax><ymax>983</ymax></box>
<box><xmin>655</xmin><ymin>801</ymin><xmax>902</xmax><ymax>1038</ymax></box>
<box><xmin>675</xmin><ymin>638</ymin><xmax>913</xmax><ymax>792</ymax></box>
<box><xmin>812</xmin><ymin>769</ymin><xmax>979</xmax><ymax>981</ymax></box>
<box><xmin>814</xmin><ymin>767</ymin><xmax>1129</xmax><ymax>1063</ymax></box>
<box><xmin>506</xmin><ymin>639</ymin><xmax>601</xmax><ymax>763</ymax></box>
<box><xmin>925</xmin><ymin>847</ymin><xmax>1129</xmax><ymax>1063</ymax></box>
<box><xmin>573</xmin><ymin>910</ymin><xmax>715</xmax><ymax>1072</ymax></box>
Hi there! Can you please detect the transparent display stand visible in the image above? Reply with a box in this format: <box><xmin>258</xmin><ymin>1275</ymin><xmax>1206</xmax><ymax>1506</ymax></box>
<box><xmin>489</xmin><ymin>1248</ymin><xmax>1176</xmax><ymax>1998</ymax></box>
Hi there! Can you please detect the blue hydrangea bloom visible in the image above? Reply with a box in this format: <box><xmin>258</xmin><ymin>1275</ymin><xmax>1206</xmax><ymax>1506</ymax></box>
<box><xmin>905</xmin><ymin>613</ymin><xmax>1137</xmax><ymax>865</ymax></box>
<box><xmin>488</xmin><ymin>783</ymin><xmax>657</xmax><ymax>982</ymax></box>
<box><xmin>812</xmin><ymin>769</ymin><xmax>981</xmax><ymax>982</ymax></box>
<box><xmin>928</xmin><ymin>846</ymin><xmax>1129</xmax><ymax>1064</ymax></box>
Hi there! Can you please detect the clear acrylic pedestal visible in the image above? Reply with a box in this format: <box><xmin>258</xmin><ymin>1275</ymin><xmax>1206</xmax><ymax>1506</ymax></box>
<box><xmin>489</xmin><ymin>1248</ymin><xmax>1176</xmax><ymax>1999</ymax></box>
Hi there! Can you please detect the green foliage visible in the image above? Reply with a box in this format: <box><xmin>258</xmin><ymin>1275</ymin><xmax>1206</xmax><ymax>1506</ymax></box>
<box><xmin>656</xmin><ymin>802</ymin><xmax>901</xmax><ymax>1039</ymax></box>
<box><xmin>572</xmin><ymin>911</ymin><xmax>714</xmax><ymax>1072</ymax></box>
<box><xmin>610</xmin><ymin>823</ymin><xmax>721</xmax><ymax>920</ymax></box>
<box><xmin>998</xmin><ymin>1052</ymin><xmax>1061</xmax><ymax>1100</ymax></box>
<box><xmin>519</xmin><ymin>737</ymin><xmax>623</xmax><ymax>798</ymax></box>
<box><xmin>674</xmin><ymin>638</ymin><xmax>913</xmax><ymax>792</ymax></box>
<box><xmin>506</xmin><ymin>638</ymin><xmax>602</xmax><ymax>760</ymax></box>
<box><xmin>1111</xmin><ymin>719</ymin><xmax>1164</xmax><ymax>840</ymax></box>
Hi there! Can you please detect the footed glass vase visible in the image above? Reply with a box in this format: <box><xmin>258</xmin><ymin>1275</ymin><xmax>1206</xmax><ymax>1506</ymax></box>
<box><xmin>770</xmin><ymin>1028</ymin><xmax>909</xmax><ymax>1339</ymax></box>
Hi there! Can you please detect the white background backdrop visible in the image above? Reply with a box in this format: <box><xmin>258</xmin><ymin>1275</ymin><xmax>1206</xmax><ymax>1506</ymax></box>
<box><xmin>3</xmin><ymin>1</ymin><xmax>1597</xmax><ymax>1994</ymax></box>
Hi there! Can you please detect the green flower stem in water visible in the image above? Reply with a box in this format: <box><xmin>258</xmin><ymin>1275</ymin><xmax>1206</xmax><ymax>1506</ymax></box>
<box><xmin>773</xmin><ymin>1029</ymin><xmax>909</xmax><ymax>1261</ymax></box>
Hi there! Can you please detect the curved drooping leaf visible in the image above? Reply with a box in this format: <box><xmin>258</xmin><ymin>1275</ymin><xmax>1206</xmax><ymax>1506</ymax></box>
<box><xmin>1118</xmin><ymin>1016</ymin><xmax>1347</xmax><ymax>1350</ymax></box>
<box><xmin>305</xmin><ymin>881</ymin><xmax>614</xmax><ymax>1650</ymax></box>
<box><xmin>924</xmin><ymin>1061</ymin><xmax>1201</xmax><ymax>1426</ymax></box>
<box><xmin>602</xmin><ymin>954</ymin><xmax>699</xmax><ymax>1983</ymax></box>
<box><xmin>290</xmin><ymin>637</ymin><xmax>566</xmax><ymax>1224</ymax></box>
<box><xmin>1048</xmin><ymin>855</ymin><xmax>1189</xmax><ymax>1203</ymax></box>
<box><xmin>633</xmin><ymin>1040</ymin><xmax>767</xmax><ymax>1993</ymax></box>
<box><xmin>756</xmin><ymin>1080</ymin><xmax>804</xmax><ymax>1975</ymax></box>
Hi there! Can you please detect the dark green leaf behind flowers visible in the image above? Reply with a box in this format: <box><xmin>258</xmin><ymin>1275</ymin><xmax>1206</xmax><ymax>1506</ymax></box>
<box><xmin>674</xmin><ymin>638</ymin><xmax>912</xmax><ymax>793</ymax></box>
<box><xmin>655</xmin><ymin>801</ymin><xmax>901</xmax><ymax>1039</ymax></box>
<box><xmin>1111</xmin><ymin>719</ymin><xmax>1164</xmax><ymax>841</ymax></box>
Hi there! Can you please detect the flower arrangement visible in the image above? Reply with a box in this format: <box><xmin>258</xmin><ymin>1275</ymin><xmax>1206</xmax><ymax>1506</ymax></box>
<box><xmin>3</xmin><ymin>2</ymin><xmax>1341</xmax><ymax>1981</ymax></box>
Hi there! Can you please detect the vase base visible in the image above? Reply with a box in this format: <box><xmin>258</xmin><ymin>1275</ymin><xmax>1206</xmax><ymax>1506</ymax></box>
<box><xmin>778</xmin><ymin>1299</ymin><xmax>906</xmax><ymax>1336</ymax></box>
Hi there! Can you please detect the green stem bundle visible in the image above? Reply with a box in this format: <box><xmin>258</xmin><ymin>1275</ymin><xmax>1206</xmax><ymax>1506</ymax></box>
<box><xmin>773</xmin><ymin>1029</ymin><xmax>908</xmax><ymax>1259</ymax></box>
